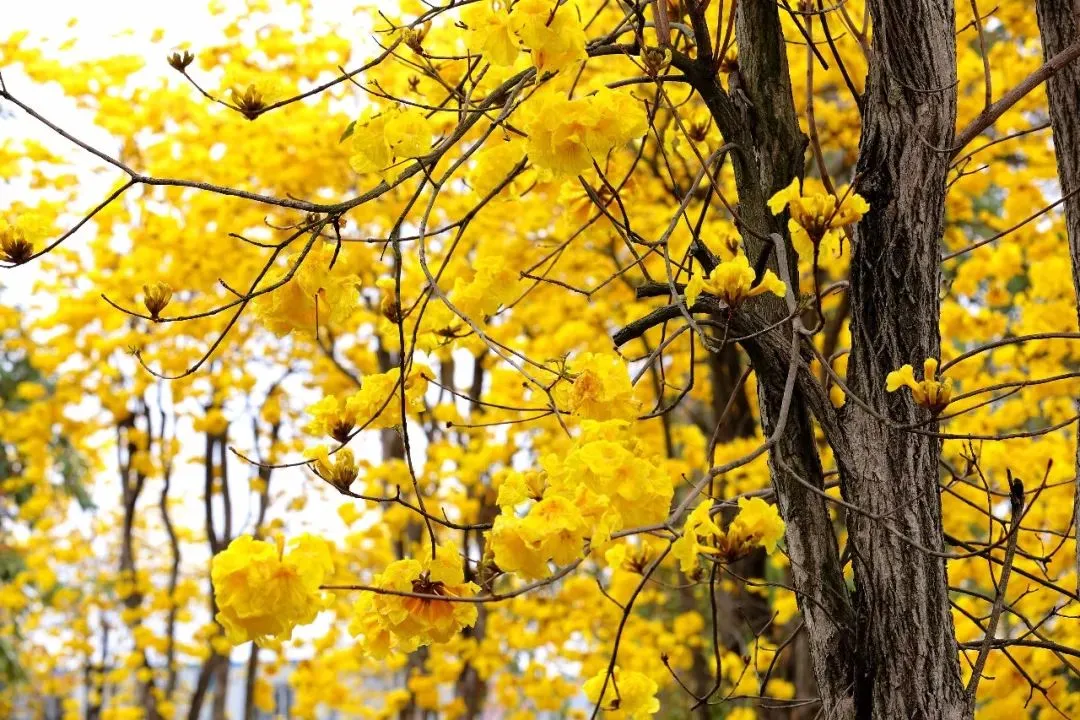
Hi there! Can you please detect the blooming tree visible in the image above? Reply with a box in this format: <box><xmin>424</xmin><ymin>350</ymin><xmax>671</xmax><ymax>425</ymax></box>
<box><xmin>1</xmin><ymin>0</ymin><xmax>1080</xmax><ymax>719</ymax></box>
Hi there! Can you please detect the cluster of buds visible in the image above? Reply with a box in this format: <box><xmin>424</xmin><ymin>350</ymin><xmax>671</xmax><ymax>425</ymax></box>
<box><xmin>142</xmin><ymin>281</ymin><xmax>173</xmax><ymax>320</ymax></box>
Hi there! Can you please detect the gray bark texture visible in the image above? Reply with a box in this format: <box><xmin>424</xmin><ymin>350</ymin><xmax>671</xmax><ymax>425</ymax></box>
<box><xmin>1034</xmin><ymin>0</ymin><xmax>1080</xmax><ymax>597</ymax></box>
<box><xmin>841</xmin><ymin>1</ymin><xmax>967</xmax><ymax>718</ymax></box>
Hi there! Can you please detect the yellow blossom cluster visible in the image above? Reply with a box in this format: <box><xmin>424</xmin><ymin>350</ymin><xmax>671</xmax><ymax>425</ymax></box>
<box><xmin>556</xmin><ymin>351</ymin><xmax>640</xmax><ymax>421</ymax></box>
<box><xmin>348</xmin><ymin>105</ymin><xmax>435</xmax><ymax>179</ymax></box>
<box><xmin>211</xmin><ymin>534</ymin><xmax>335</xmax><ymax>645</ymax></box>
<box><xmin>522</xmin><ymin>88</ymin><xmax>647</xmax><ymax>178</ymax></box>
<box><xmin>582</xmin><ymin>666</ymin><xmax>660</xmax><ymax>718</ymax></box>
<box><xmin>461</xmin><ymin>0</ymin><xmax>588</xmax><ymax>73</ymax></box>
<box><xmin>253</xmin><ymin>243</ymin><xmax>361</xmax><ymax>336</ymax></box>
<box><xmin>768</xmin><ymin>178</ymin><xmax>869</xmax><ymax>252</ymax></box>
<box><xmin>673</xmin><ymin>497</ymin><xmax>786</xmax><ymax>574</ymax></box>
<box><xmin>349</xmin><ymin>543</ymin><xmax>479</xmax><ymax>656</ymax></box>
<box><xmin>685</xmin><ymin>254</ymin><xmax>787</xmax><ymax>308</ymax></box>
<box><xmin>491</xmin><ymin>420</ymin><xmax>673</xmax><ymax>579</ymax></box>
<box><xmin>306</xmin><ymin>365</ymin><xmax>429</xmax><ymax>441</ymax></box>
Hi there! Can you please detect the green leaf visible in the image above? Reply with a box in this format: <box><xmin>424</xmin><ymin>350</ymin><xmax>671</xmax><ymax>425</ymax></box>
<box><xmin>0</xmin><ymin>637</ymin><xmax>27</xmax><ymax>684</ymax></box>
<box><xmin>339</xmin><ymin>120</ymin><xmax>357</xmax><ymax>143</ymax></box>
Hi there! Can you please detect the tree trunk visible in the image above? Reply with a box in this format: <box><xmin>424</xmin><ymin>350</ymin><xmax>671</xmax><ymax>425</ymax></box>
<box><xmin>725</xmin><ymin>4</ymin><xmax>858</xmax><ymax>717</ymax></box>
<box><xmin>841</xmin><ymin>2</ymin><xmax>967</xmax><ymax>718</ymax></box>
<box><xmin>1035</xmin><ymin>0</ymin><xmax>1080</xmax><ymax>597</ymax></box>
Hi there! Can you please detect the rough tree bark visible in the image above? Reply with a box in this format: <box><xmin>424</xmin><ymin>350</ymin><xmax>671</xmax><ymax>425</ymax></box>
<box><xmin>841</xmin><ymin>1</ymin><xmax>968</xmax><ymax>718</ymax></box>
<box><xmin>1034</xmin><ymin>0</ymin><xmax>1080</xmax><ymax>596</ymax></box>
<box><xmin>727</xmin><ymin>4</ymin><xmax>858</xmax><ymax>718</ymax></box>
<box><xmin>671</xmin><ymin>0</ymin><xmax>859</xmax><ymax>715</ymax></box>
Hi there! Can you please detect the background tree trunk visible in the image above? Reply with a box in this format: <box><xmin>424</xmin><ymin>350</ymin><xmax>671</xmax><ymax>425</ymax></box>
<box><xmin>1034</xmin><ymin>0</ymin><xmax>1080</xmax><ymax>596</ymax></box>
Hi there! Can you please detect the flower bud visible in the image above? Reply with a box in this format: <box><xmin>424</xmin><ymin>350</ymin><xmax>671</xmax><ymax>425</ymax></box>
<box><xmin>143</xmin><ymin>281</ymin><xmax>173</xmax><ymax>320</ymax></box>
<box><xmin>0</xmin><ymin>223</ymin><xmax>34</xmax><ymax>265</ymax></box>
<box><xmin>167</xmin><ymin>50</ymin><xmax>195</xmax><ymax>72</ymax></box>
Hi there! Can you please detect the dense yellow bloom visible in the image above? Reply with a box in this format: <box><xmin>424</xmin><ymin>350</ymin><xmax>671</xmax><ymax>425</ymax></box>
<box><xmin>348</xmin><ymin>105</ymin><xmax>435</xmax><ymax>179</ymax></box>
<box><xmin>543</xmin><ymin>420</ymin><xmax>673</xmax><ymax>533</ymax></box>
<box><xmin>460</xmin><ymin>0</ymin><xmax>520</xmax><ymax>66</ymax></box>
<box><xmin>523</xmin><ymin>88</ymin><xmax>646</xmax><ymax>177</ymax></box>
<box><xmin>729</xmin><ymin>497</ymin><xmax>785</xmax><ymax>554</ymax></box>
<box><xmin>583</xmin><ymin>667</ymin><xmax>660</xmax><ymax>718</ymax></box>
<box><xmin>490</xmin><ymin>493</ymin><xmax>589</xmax><ymax>579</ymax></box>
<box><xmin>491</xmin><ymin>422</ymin><xmax>675</xmax><ymax>579</ymax></box>
<box><xmin>768</xmin><ymin>178</ymin><xmax>869</xmax><ymax>250</ymax></box>
<box><xmin>211</xmin><ymin>534</ymin><xmax>334</xmax><ymax>646</ymax></box>
<box><xmin>886</xmin><ymin>357</ymin><xmax>952</xmax><ymax>413</ymax></box>
<box><xmin>349</xmin><ymin>543</ymin><xmax>478</xmax><ymax>656</ymax></box>
<box><xmin>252</xmin><ymin>243</ymin><xmax>361</xmax><ymax>336</ymax></box>
<box><xmin>490</xmin><ymin>513</ymin><xmax>551</xmax><ymax>579</ymax></box>
<box><xmin>511</xmin><ymin>0</ymin><xmax>587</xmax><ymax>72</ymax></box>
<box><xmin>684</xmin><ymin>254</ymin><xmax>786</xmax><ymax>307</ymax></box>
<box><xmin>557</xmin><ymin>352</ymin><xmax>640</xmax><ymax>421</ymax></box>
<box><xmin>461</xmin><ymin>0</ymin><xmax>586</xmax><ymax>72</ymax></box>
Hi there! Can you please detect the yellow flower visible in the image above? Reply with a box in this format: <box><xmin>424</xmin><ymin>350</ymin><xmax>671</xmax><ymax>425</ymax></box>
<box><xmin>885</xmin><ymin>357</ymin><xmax>952</xmax><ymax>413</ymax></box>
<box><xmin>671</xmin><ymin>499</ymin><xmax>723</xmax><ymax>573</ymax></box>
<box><xmin>583</xmin><ymin>667</ymin><xmax>660</xmax><ymax>718</ymax></box>
<box><xmin>461</xmin><ymin>0</ymin><xmax>520</xmax><ymax>66</ymax></box>
<box><xmin>349</xmin><ymin>543</ymin><xmax>478</xmax><ymax>656</ymax></box>
<box><xmin>491</xmin><ymin>494</ymin><xmax>587</xmax><ymax>578</ymax></box>
<box><xmin>530</xmin><ymin>494</ymin><xmax>590</xmax><ymax>564</ymax></box>
<box><xmin>309</xmin><ymin>366</ymin><xmax>429</xmax><ymax>439</ymax></box>
<box><xmin>729</xmin><ymin>497</ymin><xmax>785</xmax><ymax>554</ymax></box>
<box><xmin>495</xmin><ymin>470</ymin><xmax>545</xmax><ymax>509</ymax></box>
<box><xmin>306</xmin><ymin>394</ymin><xmax>366</xmax><ymax>443</ymax></box>
<box><xmin>673</xmin><ymin>497</ymin><xmax>784</xmax><ymax>573</ymax></box>
<box><xmin>558</xmin><ymin>352</ymin><xmax>640</xmax><ymax>421</ymax></box>
<box><xmin>0</xmin><ymin>219</ymin><xmax>35</xmax><ymax>265</ymax></box>
<box><xmin>306</xmin><ymin>445</ymin><xmax>358</xmax><ymax>493</ymax></box>
<box><xmin>349</xmin><ymin>105</ymin><xmax>434</xmax><ymax>179</ymax></box>
<box><xmin>142</xmin><ymin>281</ymin><xmax>172</xmax><ymax>319</ymax></box>
<box><xmin>543</xmin><ymin>420</ymin><xmax>673</xmax><ymax>533</ymax></box>
<box><xmin>252</xmin><ymin>243</ymin><xmax>360</xmax><ymax>337</ymax></box>
<box><xmin>684</xmin><ymin>254</ymin><xmax>786</xmax><ymax>308</ymax></box>
<box><xmin>211</xmin><ymin>534</ymin><xmax>334</xmax><ymax>646</ymax></box>
<box><xmin>523</xmin><ymin>88</ymin><xmax>646</xmax><ymax>178</ymax></box>
<box><xmin>511</xmin><ymin>0</ymin><xmax>588</xmax><ymax>72</ymax></box>
<box><xmin>768</xmin><ymin>178</ymin><xmax>869</xmax><ymax>249</ymax></box>
<box><xmin>490</xmin><ymin>513</ymin><xmax>551</xmax><ymax>579</ymax></box>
